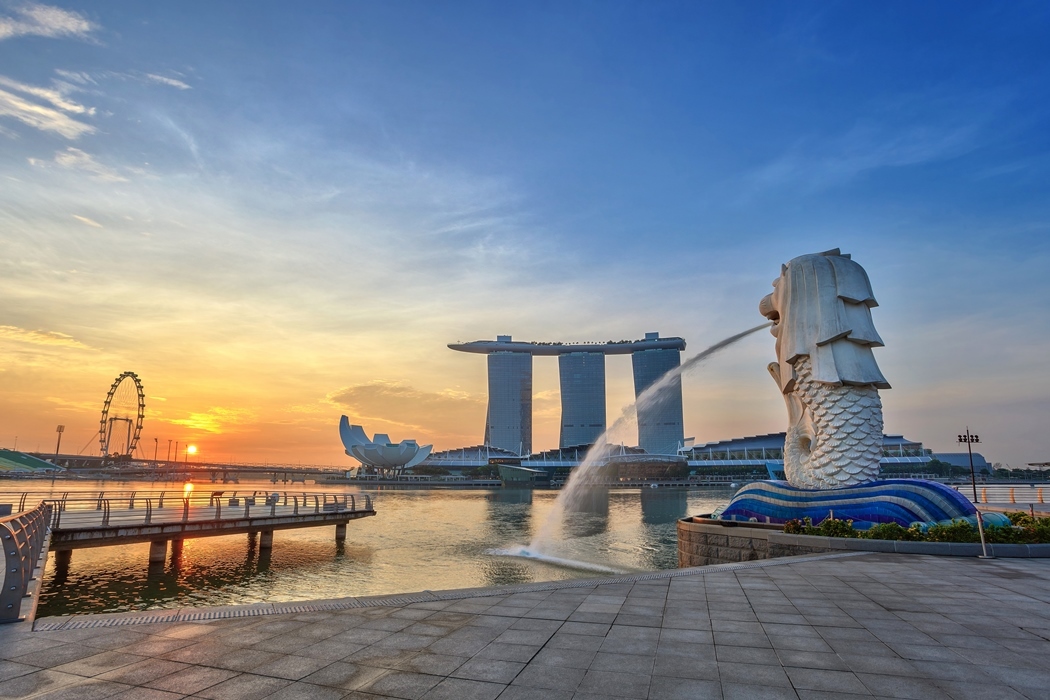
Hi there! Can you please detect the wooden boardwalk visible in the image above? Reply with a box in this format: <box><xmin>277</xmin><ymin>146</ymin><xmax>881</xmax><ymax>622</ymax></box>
<box><xmin>36</xmin><ymin>490</ymin><xmax>376</xmax><ymax>565</ymax></box>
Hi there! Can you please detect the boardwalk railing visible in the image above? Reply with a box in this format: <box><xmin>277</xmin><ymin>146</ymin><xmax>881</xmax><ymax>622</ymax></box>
<box><xmin>43</xmin><ymin>491</ymin><xmax>372</xmax><ymax>529</ymax></box>
<box><xmin>1</xmin><ymin>502</ymin><xmax>51</xmax><ymax>623</ymax></box>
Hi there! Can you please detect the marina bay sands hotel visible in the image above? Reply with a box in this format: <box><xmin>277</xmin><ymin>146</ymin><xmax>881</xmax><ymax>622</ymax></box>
<box><xmin>449</xmin><ymin>332</ymin><xmax>686</xmax><ymax>456</ymax></box>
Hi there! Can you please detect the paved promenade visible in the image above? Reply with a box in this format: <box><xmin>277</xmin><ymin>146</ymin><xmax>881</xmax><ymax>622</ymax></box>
<box><xmin>1</xmin><ymin>552</ymin><xmax>1048</xmax><ymax>699</ymax></box>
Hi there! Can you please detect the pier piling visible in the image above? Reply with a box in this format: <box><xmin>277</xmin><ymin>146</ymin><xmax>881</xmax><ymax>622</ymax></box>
<box><xmin>335</xmin><ymin>523</ymin><xmax>346</xmax><ymax>541</ymax></box>
<box><xmin>260</xmin><ymin>530</ymin><xmax>273</xmax><ymax>549</ymax></box>
<box><xmin>148</xmin><ymin>540</ymin><xmax>167</xmax><ymax>564</ymax></box>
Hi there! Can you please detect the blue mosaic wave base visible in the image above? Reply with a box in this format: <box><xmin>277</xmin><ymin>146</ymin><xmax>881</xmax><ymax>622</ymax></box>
<box><xmin>720</xmin><ymin>479</ymin><xmax>1010</xmax><ymax>528</ymax></box>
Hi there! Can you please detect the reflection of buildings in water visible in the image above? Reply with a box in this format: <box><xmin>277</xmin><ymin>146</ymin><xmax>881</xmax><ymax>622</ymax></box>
<box><xmin>563</xmin><ymin>485</ymin><xmax>609</xmax><ymax>539</ymax></box>
<box><xmin>639</xmin><ymin>487</ymin><xmax>689</xmax><ymax>525</ymax></box>
<box><xmin>486</xmin><ymin>487</ymin><xmax>533</xmax><ymax>539</ymax></box>
<box><xmin>637</xmin><ymin>488</ymin><xmax>688</xmax><ymax>570</ymax></box>
<box><xmin>491</xmin><ymin>488</ymin><xmax>533</xmax><ymax>505</ymax></box>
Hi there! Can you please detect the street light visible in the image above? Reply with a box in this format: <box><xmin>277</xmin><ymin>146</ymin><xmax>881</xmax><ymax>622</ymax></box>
<box><xmin>958</xmin><ymin>429</ymin><xmax>993</xmax><ymax>559</ymax></box>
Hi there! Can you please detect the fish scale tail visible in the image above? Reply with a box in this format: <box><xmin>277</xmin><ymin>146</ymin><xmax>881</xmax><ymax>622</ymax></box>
<box><xmin>793</xmin><ymin>357</ymin><xmax>883</xmax><ymax>488</ymax></box>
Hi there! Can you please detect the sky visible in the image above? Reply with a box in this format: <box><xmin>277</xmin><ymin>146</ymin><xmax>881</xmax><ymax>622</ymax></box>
<box><xmin>1</xmin><ymin>1</ymin><xmax>1048</xmax><ymax>468</ymax></box>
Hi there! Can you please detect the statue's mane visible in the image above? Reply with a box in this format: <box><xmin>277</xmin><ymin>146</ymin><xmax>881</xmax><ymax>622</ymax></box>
<box><xmin>774</xmin><ymin>249</ymin><xmax>890</xmax><ymax>391</ymax></box>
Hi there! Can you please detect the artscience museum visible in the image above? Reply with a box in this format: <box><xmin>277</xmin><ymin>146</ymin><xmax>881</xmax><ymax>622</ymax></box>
<box><xmin>338</xmin><ymin>416</ymin><xmax>433</xmax><ymax>476</ymax></box>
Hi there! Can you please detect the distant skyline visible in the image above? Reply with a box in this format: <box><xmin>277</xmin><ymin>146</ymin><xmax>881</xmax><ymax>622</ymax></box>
<box><xmin>1</xmin><ymin>2</ymin><xmax>1048</xmax><ymax>467</ymax></box>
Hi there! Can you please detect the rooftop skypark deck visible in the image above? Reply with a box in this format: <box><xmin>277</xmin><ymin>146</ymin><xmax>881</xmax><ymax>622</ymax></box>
<box><xmin>448</xmin><ymin>332</ymin><xmax>687</xmax><ymax>355</ymax></box>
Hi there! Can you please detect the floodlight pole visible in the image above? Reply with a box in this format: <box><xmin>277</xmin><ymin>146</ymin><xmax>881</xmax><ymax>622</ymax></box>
<box><xmin>958</xmin><ymin>429</ymin><xmax>992</xmax><ymax>559</ymax></box>
<box><xmin>54</xmin><ymin>425</ymin><xmax>64</xmax><ymax>460</ymax></box>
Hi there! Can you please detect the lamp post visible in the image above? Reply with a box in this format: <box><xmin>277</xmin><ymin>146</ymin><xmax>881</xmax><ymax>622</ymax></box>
<box><xmin>166</xmin><ymin>439</ymin><xmax>172</xmax><ymax>462</ymax></box>
<box><xmin>153</xmin><ymin>437</ymin><xmax>159</xmax><ymax>466</ymax></box>
<box><xmin>958</xmin><ymin>429</ymin><xmax>992</xmax><ymax>559</ymax></box>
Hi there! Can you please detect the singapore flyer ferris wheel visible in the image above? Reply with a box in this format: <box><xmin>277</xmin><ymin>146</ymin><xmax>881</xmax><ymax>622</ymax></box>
<box><xmin>99</xmin><ymin>371</ymin><xmax>146</xmax><ymax>457</ymax></box>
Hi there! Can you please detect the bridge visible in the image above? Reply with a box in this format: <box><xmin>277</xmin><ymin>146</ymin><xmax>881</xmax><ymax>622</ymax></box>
<box><xmin>25</xmin><ymin>452</ymin><xmax>348</xmax><ymax>483</ymax></box>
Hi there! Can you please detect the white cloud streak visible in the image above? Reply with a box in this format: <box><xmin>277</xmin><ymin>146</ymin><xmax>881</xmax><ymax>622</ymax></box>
<box><xmin>145</xmin><ymin>73</ymin><xmax>191</xmax><ymax>90</ymax></box>
<box><xmin>0</xmin><ymin>75</ymin><xmax>94</xmax><ymax>138</ymax></box>
<box><xmin>71</xmin><ymin>213</ymin><xmax>102</xmax><ymax>227</ymax></box>
<box><xmin>0</xmin><ymin>2</ymin><xmax>95</xmax><ymax>42</ymax></box>
<box><xmin>40</xmin><ymin>147</ymin><xmax>127</xmax><ymax>181</ymax></box>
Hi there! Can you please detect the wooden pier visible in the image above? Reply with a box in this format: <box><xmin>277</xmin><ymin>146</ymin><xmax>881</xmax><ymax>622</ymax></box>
<box><xmin>17</xmin><ymin>490</ymin><xmax>376</xmax><ymax>567</ymax></box>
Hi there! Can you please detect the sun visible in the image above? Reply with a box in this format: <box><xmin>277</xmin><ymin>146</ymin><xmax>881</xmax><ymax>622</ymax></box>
<box><xmin>187</xmin><ymin>445</ymin><xmax>198</xmax><ymax>455</ymax></box>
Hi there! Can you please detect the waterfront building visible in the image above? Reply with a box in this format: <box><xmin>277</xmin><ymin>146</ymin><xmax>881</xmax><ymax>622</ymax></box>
<box><xmin>449</xmin><ymin>332</ymin><xmax>686</xmax><ymax>455</ymax></box>
<box><xmin>558</xmin><ymin>351</ymin><xmax>606</xmax><ymax>447</ymax></box>
<box><xmin>338</xmin><ymin>417</ymin><xmax>433</xmax><ymax>476</ymax></box>
<box><xmin>631</xmin><ymin>332</ymin><xmax>685</xmax><ymax>455</ymax></box>
<box><xmin>680</xmin><ymin>433</ymin><xmax>935</xmax><ymax>478</ymax></box>
<box><xmin>485</xmin><ymin>346</ymin><xmax>533</xmax><ymax>454</ymax></box>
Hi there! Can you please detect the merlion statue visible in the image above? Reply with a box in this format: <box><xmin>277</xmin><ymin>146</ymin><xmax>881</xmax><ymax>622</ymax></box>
<box><xmin>759</xmin><ymin>249</ymin><xmax>890</xmax><ymax>489</ymax></box>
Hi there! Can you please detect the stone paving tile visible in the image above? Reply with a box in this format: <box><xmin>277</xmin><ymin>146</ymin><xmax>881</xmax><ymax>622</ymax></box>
<box><xmin>932</xmin><ymin>679</ymin><xmax>1031</xmax><ymax>700</ymax></box>
<box><xmin>473</xmin><ymin>643</ymin><xmax>540</xmax><ymax>663</ymax></box>
<box><xmin>530</xmin><ymin>647</ymin><xmax>596</xmax><ymax>669</ymax></box>
<box><xmin>855</xmin><ymin>671</ymin><xmax>952</xmax><ymax>699</ymax></box>
<box><xmin>575</xmin><ymin>668</ymin><xmax>650</xmax><ymax>698</ymax></box>
<box><xmin>31</xmin><ymin>678</ymin><xmax>131</xmax><ymax>699</ymax></box>
<box><xmin>53</xmin><ymin>651</ymin><xmax>149</xmax><ymax>678</ymax></box>
<box><xmin>422</xmin><ymin>677</ymin><xmax>505</xmax><ymax>700</ymax></box>
<box><xmin>109</xmin><ymin>687</ymin><xmax>187</xmax><ymax>700</ymax></box>
<box><xmin>11</xmin><ymin>641</ymin><xmax>102</xmax><ymax>668</ymax></box>
<box><xmin>785</xmin><ymin>667</ymin><xmax>871</xmax><ymax>695</ymax></box>
<box><xmin>451</xmin><ymin>658</ymin><xmax>524</xmax><ymax>683</ymax></box>
<box><xmin>358</xmin><ymin>670</ymin><xmax>443</xmax><ymax>699</ymax></box>
<box><xmin>265</xmin><ymin>681</ymin><xmax>348</xmax><ymax>700</ymax></box>
<box><xmin>96</xmin><ymin>659</ymin><xmax>189</xmax><ymax>686</ymax></box>
<box><xmin>721</xmin><ymin>682</ymin><xmax>800</xmax><ymax>700</ymax></box>
<box><xmin>0</xmin><ymin>659</ymin><xmax>38</xmax><ymax>683</ymax></box>
<box><xmin>510</xmin><ymin>664</ymin><xmax>585</xmax><ymax>692</ymax></box>
<box><xmin>495</xmin><ymin>685</ymin><xmax>572</xmax><ymax>700</ymax></box>
<box><xmin>299</xmin><ymin>660</ymin><xmax>387</xmax><ymax>690</ymax></box>
<box><xmin>142</xmin><ymin>665</ymin><xmax>238</xmax><ymax>694</ymax></box>
<box><xmin>193</xmin><ymin>672</ymin><xmax>292</xmax><ymax>699</ymax></box>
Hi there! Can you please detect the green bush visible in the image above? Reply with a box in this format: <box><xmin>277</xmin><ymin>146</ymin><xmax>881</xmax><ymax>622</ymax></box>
<box><xmin>858</xmin><ymin>522</ymin><xmax>924</xmax><ymax>541</ymax></box>
<box><xmin>817</xmin><ymin>517</ymin><xmax>859</xmax><ymax>538</ymax></box>
<box><xmin>780</xmin><ymin>512</ymin><xmax>1050</xmax><ymax>544</ymax></box>
<box><xmin>924</xmin><ymin>520</ymin><xmax>981</xmax><ymax>543</ymax></box>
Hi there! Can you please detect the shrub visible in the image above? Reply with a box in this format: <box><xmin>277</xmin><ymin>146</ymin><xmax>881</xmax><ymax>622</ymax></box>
<box><xmin>924</xmin><ymin>520</ymin><xmax>981</xmax><ymax>543</ymax></box>
<box><xmin>859</xmin><ymin>522</ymin><xmax>923</xmax><ymax>541</ymax></box>
<box><xmin>817</xmin><ymin>517</ymin><xmax>858</xmax><ymax>538</ymax></box>
<box><xmin>780</xmin><ymin>510</ymin><xmax>1050</xmax><ymax>544</ymax></box>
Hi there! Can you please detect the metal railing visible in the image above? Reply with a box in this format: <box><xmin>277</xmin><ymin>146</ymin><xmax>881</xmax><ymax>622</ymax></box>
<box><xmin>953</xmin><ymin>484</ymin><xmax>1049</xmax><ymax>505</ymax></box>
<box><xmin>1</xmin><ymin>501</ymin><xmax>51</xmax><ymax>623</ymax></box>
<box><xmin>43</xmin><ymin>490</ymin><xmax>373</xmax><ymax>529</ymax></box>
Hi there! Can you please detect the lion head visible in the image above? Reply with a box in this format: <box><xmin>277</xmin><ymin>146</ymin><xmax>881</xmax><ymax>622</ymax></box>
<box><xmin>760</xmin><ymin>248</ymin><xmax>890</xmax><ymax>394</ymax></box>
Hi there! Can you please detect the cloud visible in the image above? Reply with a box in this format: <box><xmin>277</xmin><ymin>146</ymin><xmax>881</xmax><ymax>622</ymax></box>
<box><xmin>168</xmin><ymin>407</ymin><xmax>258</xmax><ymax>433</ymax></box>
<box><xmin>0</xmin><ymin>325</ymin><xmax>91</xmax><ymax>349</ymax></box>
<box><xmin>0</xmin><ymin>75</ymin><xmax>94</xmax><ymax>138</ymax></box>
<box><xmin>748</xmin><ymin>121</ymin><xmax>980</xmax><ymax>194</ymax></box>
<box><xmin>38</xmin><ymin>147</ymin><xmax>127</xmax><ymax>181</ymax></box>
<box><xmin>328</xmin><ymin>381</ymin><xmax>485</xmax><ymax>444</ymax></box>
<box><xmin>0</xmin><ymin>2</ymin><xmax>96</xmax><ymax>41</ymax></box>
<box><xmin>145</xmin><ymin>73</ymin><xmax>191</xmax><ymax>90</ymax></box>
<box><xmin>71</xmin><ymin>213</ymin><xmax>102</xmax><ymax>227</ymax></box>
